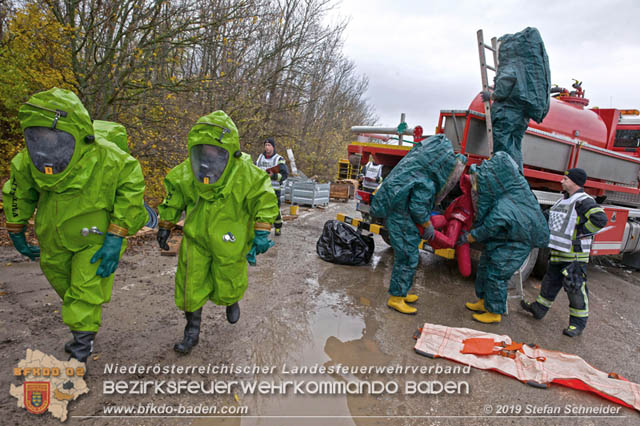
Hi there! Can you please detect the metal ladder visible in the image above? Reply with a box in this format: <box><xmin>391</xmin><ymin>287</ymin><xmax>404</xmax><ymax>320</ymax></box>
<box><xmin>476</xmin><ymin>29</ymin><xmax>498</xmax><ymax>156</ymax></box>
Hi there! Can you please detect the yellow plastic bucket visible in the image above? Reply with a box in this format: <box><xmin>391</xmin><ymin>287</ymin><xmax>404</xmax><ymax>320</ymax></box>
<box><xmin>290</xmin><ymin>205</ymin><xmax>299</xmax><ymax>215</ymax></box>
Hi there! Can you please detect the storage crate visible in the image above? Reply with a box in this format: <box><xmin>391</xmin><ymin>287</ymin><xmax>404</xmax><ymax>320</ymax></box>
<box><xmin>330</xmin><ymin>183</ymin><xmax>351</xmax><ymax>201</ymax></box>
<box><xmin>291</xmin><ymin>182</ymin><xmax>330</xmax><ymax>207</ymax></box>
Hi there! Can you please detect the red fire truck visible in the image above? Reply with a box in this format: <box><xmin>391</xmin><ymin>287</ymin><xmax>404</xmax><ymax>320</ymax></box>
<box><xmin>338</xmin><ymin>87</ymin><xmax>640</xmax><ymax>280</ymax></box>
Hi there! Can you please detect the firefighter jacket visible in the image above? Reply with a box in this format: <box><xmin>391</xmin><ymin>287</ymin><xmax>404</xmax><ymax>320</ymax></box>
<box><xmin>256</xmin><ymin>153</ymin><xmax>288</xmax><ymax>191</ymax></box>
<box><xmin>548</xmin><ymin>189</ymin><xmax>607</xmax><ymax>263</ymax></box>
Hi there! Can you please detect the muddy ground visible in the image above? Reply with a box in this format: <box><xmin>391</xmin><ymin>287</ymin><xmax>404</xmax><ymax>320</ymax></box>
<box><xmin>1</xmin><ymin>199</ymin><xmax>639</xmax><ymax>425</ymax></box>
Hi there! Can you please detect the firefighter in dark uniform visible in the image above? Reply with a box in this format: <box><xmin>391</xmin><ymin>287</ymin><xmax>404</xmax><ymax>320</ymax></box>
<box><xmin>255</xmin><ymin>138</ymin><xmax>289</xmax><ymax>236</ymax></box>
<box><xmin>521</xmin><ymin>168</ymin><xmax>608</xmax><ymax>337</ymax></box>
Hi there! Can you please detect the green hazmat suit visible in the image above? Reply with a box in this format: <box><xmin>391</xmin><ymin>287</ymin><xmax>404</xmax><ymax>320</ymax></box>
<box><xmin>370</xmin><ymin>135</ymin><xmax>466</xmax><ymax>297</ymax></box>
<box><xmin>158</xmin><ymin>111</ymin><xmax>279</xmax><ymax>312</ymax></box>
<box><xmin>469</xmin><ymin>152</ymin><xmax>550</xmax><ymax>314</ymax></box>
<box><xmin>93</xmin><ymin>120</ymin><xmax>130</xmax><ymax>153</ymax></box>
<box><xmin>2</xmin><ymin>88</ymin><xmax>147</xmax><ymax>332</ymax></box>
<box><xmin>491</xmin><ymin>27</ymin><xmax>551</xmax><ymax>171</ymax></box>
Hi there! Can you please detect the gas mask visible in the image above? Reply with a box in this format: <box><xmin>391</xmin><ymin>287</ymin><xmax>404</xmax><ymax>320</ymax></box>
<box><xmin>190</xmin><ymin>144</ymin><xmax>229</xmax><ymax>184</ymax></box>
<box><xmin>24</xmin><ymin>126</ymin><xmax>75</xmax><ymax>174</ymax></box>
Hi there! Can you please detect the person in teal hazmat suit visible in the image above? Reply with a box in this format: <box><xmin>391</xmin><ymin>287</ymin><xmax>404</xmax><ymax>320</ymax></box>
<box><xmin>482</xmin><ymin>27</ymin><xmax>550</xmax><ymax>172</ymax></box>
<box><xmin>2</xmin><ymin>88</ymin><xmax>148</xmax><ymax>362</ymax></box>
<box><xmin>460</xmin><ymin>152</ymin><xmax>549</xmax><ymax>323</ymax></box>
<box><xmin>370</xmin><ymin>134</ymin><xmax>467</xmax><ymax>315</ymax></box>
<box><xmin>157</xmin><ymin>110</ymin><xmax>279</xmax><ymax>354</ymax></box>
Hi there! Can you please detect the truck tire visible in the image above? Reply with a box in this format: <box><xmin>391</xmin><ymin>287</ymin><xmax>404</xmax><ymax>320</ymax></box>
<box><xmin>380</xmin><ymin>228</ymin><xmax>392</xmax><ymax>246</ymax></box>
<box><xmin>509</xmin><ymin>248</ymin><xmax>539</xmax><ymax>288</ymax></box>
<box><xmin>469</xmin><ymin>247</ymin><xmax>539</xmax><ymax>284</ymax></box>
<box><xmin>532</xmin><ymin>247</ymin><xmax>550</xmax><ymax>279</ymax></box>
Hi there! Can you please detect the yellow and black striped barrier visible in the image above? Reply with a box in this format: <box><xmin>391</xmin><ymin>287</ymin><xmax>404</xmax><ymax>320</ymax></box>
<box><xmin>336</xmin><ymin>213</ymin><xmax>383</xmax><ymax>234</ymax></box>
<box><xmin>336</xmin><ymin>213</ymin><xmax>456</xmax><ymax>260</ymax></box>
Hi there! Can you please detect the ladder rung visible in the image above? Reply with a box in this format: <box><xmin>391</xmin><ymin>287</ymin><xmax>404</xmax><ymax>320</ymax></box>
<box><xmin>482</xmin><ymin>44</ymin><xmax>497</xmax><ymax>52</ymax></box>
<box><xmin>485</xmin><ymin>65</ymin><xmax>496</xmax><ymax>72</ymax></box>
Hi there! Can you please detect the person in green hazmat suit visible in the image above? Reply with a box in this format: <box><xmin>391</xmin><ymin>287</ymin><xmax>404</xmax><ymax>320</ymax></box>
<box><xmin>157</xmin><ymin>110</ymin><xmax>279</xmax><ymax>354</ymax></box>
<box><xmin>370</xmin><ymin>134</ymin><xmax>467</xmax><ymax>315</ymax></box>
<box><xmin>2</xmin><ymin>88</ymin><xmax>148</xmax><ymax>362</ymax></box>
<box><xmin>481</xmin><ymin>27</ymin><xmax>550</xmax><ymax>172</ymax></box>
<box><xmin>93</xmin><ymin>120</ymin><xmax>130</xmax><ymax>153</ymax></box>
<box><xmin>459</xmin><ymin>152</ymin><xmax>549</xmax><ymax>323</ymax></box>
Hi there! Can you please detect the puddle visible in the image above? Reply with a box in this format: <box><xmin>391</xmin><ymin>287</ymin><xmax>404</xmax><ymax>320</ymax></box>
<box><xmin>241</xmin><ymin>286</ymin><xmax>388</xmax><ymax>426</ymax></box>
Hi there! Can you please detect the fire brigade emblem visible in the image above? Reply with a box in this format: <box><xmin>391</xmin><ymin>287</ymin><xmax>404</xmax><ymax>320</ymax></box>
<box><xmin>24</xmin><ymin>382</ymin><xmax>50</xmax><ymax>415</ymax></box>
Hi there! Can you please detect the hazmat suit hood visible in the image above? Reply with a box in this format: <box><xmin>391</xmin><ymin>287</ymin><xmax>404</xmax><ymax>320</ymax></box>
<box><xmin>187</xmin><ymin>110</ymin><xmax>240</xmax><ymax>194</ymax></box>
<box><xmin>496</xmin><ymin>27</ymin><xmax>551</xmax><ymax>123</ymax></box>
<box><xmin>93</xmin><ymin>120</ymin><xmax>129</xmax><ymax>154</ymax></box>
<box><xmin>371</xmin><ymin>134</ymin><xmax>466</xmax><ymax>220</ymax></box>
<box><xmin>469</xmin><ymin>152</ymin><xmax>549</xmax><ymax>246</ymax></box>
<box><xmin>18</xmin><ymin>88</ymin><xmax>95</xmax><ymax>189</ymax></box>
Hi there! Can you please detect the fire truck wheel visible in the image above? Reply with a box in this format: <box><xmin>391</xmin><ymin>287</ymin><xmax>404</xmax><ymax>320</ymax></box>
<box><xmin>381</xmin><ymin>230</ymin><xmax>392</xmax><ymax>247</ymax></box>
<box><xmin>508</xmin><ymin>248</ymin><xmax>539</xmax><ymax>288</ymax></box>
<box><xmin>532</xmin><ymin>247</ymin><xmax>550</xmax><ymax>279</ymax></box>
<box><xmin>468</xmin><ymin>247</ymin><xmax>539</xmax><ymax>285</ymax></box>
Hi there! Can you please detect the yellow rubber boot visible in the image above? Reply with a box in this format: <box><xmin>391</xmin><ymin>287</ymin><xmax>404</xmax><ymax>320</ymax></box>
<box><xmin>387</xmin><ymin>296</ymin><xmax>417</xmax><ymax>315</ymax></box>
<box><xmin>472</xmin><ymin>312</ymin><xmax>502</xmax><ymax>324</ymax></box>
<box><xmin>465</xmin><ymin>299</ymin><xmax>487</xmax><ymax>313</ymax></box>
<box><xmin>404</xmin><ymin>294</ymin><xmax>419</xmax><ymax>303</ymax></box>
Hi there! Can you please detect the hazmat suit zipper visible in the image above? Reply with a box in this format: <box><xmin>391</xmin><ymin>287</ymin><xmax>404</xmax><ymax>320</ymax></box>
<box><xmin>183</xmin><ymin>196</ymin><xmax>201</xmax><ymax>312</ymax></box>
<box><xmin>197</xmin><ymin>122</ymin><xmax>230</xmax><ymax>142</ymax></box>
<box><xmin>24</xmin><ymin>102</ymin><xmax>68</xmax><ymax>128</ymax></box>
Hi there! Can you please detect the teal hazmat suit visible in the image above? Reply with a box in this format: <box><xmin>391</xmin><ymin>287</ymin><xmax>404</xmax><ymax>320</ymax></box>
<box><xmin>158</xmin><ymin>111</ymin><xmax>279</xmax><ymax>313</ymax></box>
<box><xmin>469</xmin><ymin>152</ymin><xmax>549</xmax><ymax>314</ymax></box>
<box><xmin>2</xmin><ymin>88</ymin><xmax>147</xmax><ymax>333</ymax></box>
<box><xmin>491</xmin><ymin>27</ymin><xmax>550</xmax><ymax>171</ymax></box>
<box><xmin>370</xmin><ymin>135</ymin><xmax>466</xmax><ymax>297</ymax></box>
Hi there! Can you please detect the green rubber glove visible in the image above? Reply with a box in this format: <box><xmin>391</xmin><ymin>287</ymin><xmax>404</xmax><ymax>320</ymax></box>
<box><xmin>246</xmin><ymin>245</ymin><xmax>257</xmax><ymax>266</ymax></box>
<box><xmin>8</xmin><ymin>231</ymin><xmax>40</xmax><ymax>260</ymax></box>
<box><xmin>246</xmin><ymin>230</ymin><xmax>275</xmax><ymax>265</ymax></box>
<box><xmin>90</xmin><ymin>233</ymin><xmax>124</xmax><ymax>278</ymax></box>
<box><xmin>252</xmin><ymin>230</ymin><xmax>275</xmax><ymax>254</ymax></box>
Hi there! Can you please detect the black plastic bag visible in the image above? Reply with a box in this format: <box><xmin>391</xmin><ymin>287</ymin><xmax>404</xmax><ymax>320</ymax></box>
<box><xmin>316</xmin><ymin>220</ymin><xmax>374</xmax><ymax>265</ymax></box>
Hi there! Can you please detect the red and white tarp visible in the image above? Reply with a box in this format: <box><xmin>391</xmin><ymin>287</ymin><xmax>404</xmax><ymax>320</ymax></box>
<box><xmin>414</xmin><ymin>322</ymin><xmax>640</xmax><ymax>411</ymax></box>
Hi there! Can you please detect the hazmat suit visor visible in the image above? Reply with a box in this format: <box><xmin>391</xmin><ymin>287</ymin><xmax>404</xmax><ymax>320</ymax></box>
<box><xmin>435</xmin><ymin>155</ymin><xmax>467</xmax><ymax>205</ymax></box>
<box><xmin>190</xmin><ymin>144</ymin><xmax>229</xmax><ymax>184</ymax></box>
<box><xmin>24</xmin><ymin>126</ymin><xmax>75</xmax><ymax>174</ymax></box>
<box><xmin>469</xmin><ymin>172</ymin><xmax>478</xmax><ymax>213</ymax></box>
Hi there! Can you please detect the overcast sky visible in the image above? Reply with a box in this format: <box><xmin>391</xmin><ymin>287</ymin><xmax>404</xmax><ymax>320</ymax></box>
<box><xmin>328</xmin><ymin>0</ymin><xmax>640</xmax><ymax>130</ymax></box>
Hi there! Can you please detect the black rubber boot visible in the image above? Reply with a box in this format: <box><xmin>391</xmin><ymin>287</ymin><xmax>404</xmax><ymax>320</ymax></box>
<box><xmin>520</xmin><ymin>300</ymin><xmax>547</xmax><ymax>320</ymax></box>
<box><xmin>174</xmin><ymin>308</ymin><xmax>202</xmax><ymax>354</ymax></box>
<box><xmin>226</xmin><ymin>302</ymin><xmax>240</xmax><ymax>324</ymax></box>
<box><xmin>64</xmin><ymin>339</ymin><xmax>73</xmax><ymax>354</ymax></box>
<box><xmin>563</xmin><ymin>317</ymin><xmax>586</xmax><ymax>337</ymax></box>
<box><xmin>563</xmin><ymin>325</ymin><xmax>584</xmax><ymax>337</ymax></box>
<box><xmin>68</xmin><ymin>331</ymin><xmax>96</xmax><ymax>363</ymax></box>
